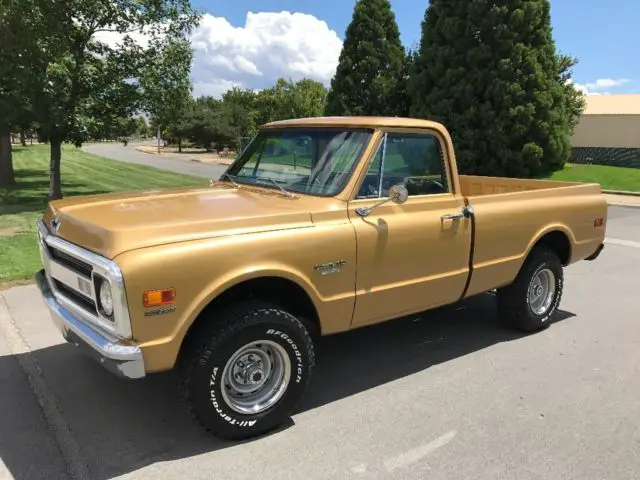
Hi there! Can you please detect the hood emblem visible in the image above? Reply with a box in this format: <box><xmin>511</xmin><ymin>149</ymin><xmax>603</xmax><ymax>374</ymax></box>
<box><xmin>51</xmin><ymin>217</ymin><xmax>61</xmax><ymax>233</ymax></box>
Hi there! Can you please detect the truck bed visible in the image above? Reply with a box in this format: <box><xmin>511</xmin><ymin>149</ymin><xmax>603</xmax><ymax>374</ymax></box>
<box><xmin>459</xmin><ymin>174</ymin><xmax>584</xmax><ymax>197</ymax></box>
<box><xmin>458</xmin><ymin>174</ymin><xmax>607</xmax><ymax>299</ymax></box>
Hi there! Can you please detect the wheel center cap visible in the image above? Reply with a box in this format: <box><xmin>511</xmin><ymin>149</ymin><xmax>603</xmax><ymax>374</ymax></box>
<box><xmin>534</xmin><ymin>286</ymin><xmax>544</xmax><ymax>296</ymax></box>
<box><xmin>245</xmin><ymin>365</ymin><xmax>265</xmax><ymax>385</ymax></box>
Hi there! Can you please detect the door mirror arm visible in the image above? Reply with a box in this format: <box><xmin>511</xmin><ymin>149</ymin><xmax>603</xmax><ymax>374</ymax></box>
<box><xmin>355</xmin><ymin>184</ymin><xmax>409</xmax><ymax>217</ymax></box>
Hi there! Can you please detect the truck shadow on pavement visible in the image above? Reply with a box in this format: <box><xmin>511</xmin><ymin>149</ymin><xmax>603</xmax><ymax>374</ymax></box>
<box><xmin>0</xmin><ymin>293</ymin><xmax>575</xmax><ymax>480</ymax></box>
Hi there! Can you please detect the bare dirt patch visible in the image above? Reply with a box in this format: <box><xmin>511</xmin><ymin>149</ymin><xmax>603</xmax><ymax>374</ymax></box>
<box><xmin>0</xmin><ymin>227</ymin><xmax>20</xmax><ymax>237</ymax></box>
<box><xmin>0</xmin><ymin>279</ymin><xmax>34</xmax><ymax>291</ymax></box>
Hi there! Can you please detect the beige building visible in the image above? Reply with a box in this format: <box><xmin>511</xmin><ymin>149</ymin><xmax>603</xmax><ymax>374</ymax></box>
<box><xmin>571</xmin><ymin>94</ymin><xmax>640</xmax><ymax>168</ymax></box>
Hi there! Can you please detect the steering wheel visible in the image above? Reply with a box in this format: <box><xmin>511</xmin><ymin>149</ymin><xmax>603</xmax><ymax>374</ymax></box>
<box><xmin>404</xmin><ymin>177</ymin><xmax>445</xmax><ymax>195</ymax></box>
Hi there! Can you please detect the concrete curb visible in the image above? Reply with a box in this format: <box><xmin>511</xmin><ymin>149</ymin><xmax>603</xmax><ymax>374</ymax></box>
<box><xmin>603</xmin><ymin>189</ymin><xmax>640</xmax><ymax>197</ymax></box>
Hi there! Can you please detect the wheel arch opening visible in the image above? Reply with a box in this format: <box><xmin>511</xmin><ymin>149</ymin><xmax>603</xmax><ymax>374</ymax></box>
<box><xmin>533</xmin><ymin>230</ymin><xmax>572</xmax><ymax>266</ymax></box>
<box><xmin>177</xmin><ymin>276</ymin><xmax>321</xmax><ymax>364</ymax></box>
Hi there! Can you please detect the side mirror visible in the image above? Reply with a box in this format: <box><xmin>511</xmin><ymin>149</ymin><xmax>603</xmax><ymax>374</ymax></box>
<box><xmin>388</xmin><ymin>184</ymin><xmax>409</xmax><ymax>204</ymax></box>
<box><xmin>355</xmin><ymin>184</ymin><xmax>408</xmax><ymax>217</ymax></box>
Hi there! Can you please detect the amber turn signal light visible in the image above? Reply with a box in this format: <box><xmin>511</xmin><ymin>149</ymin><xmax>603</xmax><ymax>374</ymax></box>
<box><xmin>594</xmin><ymin>217</ymin><xmax>604</xmax><ymax>227</ymax></box>
<box><xmin>143</xmin><ymin>288</ymin><xmax>176</xmax><ymax>308</ymax></box>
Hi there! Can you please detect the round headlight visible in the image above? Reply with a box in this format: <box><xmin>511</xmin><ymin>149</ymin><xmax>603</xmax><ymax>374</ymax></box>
<box><xmin>99</xmin><ymin>281</ymin><xmax>114</xmax><ymax>317</ymax></box>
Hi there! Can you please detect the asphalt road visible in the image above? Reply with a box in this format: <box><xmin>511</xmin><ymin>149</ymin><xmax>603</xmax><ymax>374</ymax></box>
<box><xmin>84</xmin><ymin>142</ymin><xmax>229</xmax><ymax>180</ymax></box>
<box><xmin>1</xmin><ymin>206</ymin><xmax>639</xmax><ymax>480</ymax></box>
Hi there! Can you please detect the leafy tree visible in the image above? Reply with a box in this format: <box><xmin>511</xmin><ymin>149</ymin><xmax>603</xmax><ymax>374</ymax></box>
<box><xmin>182</xmin><ymin>96</ymin><xmax>221</xmax><ymax>150</ymax></box>
<box><xmin>165</xmin><ymin>103</ymin><xmax>196</xmax><ymax>152</ymax></box>
<box><xmin>409</xmin><ymin>0</ymin><xmax>585</xmax><ymax>177</ymax></box>
<box><xmin>256</xmin><ymin>78</ymin><xmax>328</xmax><ymax>125</ymax></box>
<box><xmin>31</xmin><ymin>0</ymin><xmax>200</xmax><ymax>199</ymax></box>
<box><xmin>324</xmin><ymin>0</ymin><xmax>407</xmax><ymax>117</ymax></box>
<box><xmin>136</xmin><ymin>116</ymin><xmax>150</xmax><ymax>138</ymax></box>
<box><xmin>140</xmin><ymin>39</ymin><xmax>195</xmax><ymax>153</ymax></box>
<box><xmin>393</xmin><ymin>46</ymin><xmax>418</xmax><ymax>118</ymax></box>
<box><xmin>0</xmin><ymin>0</ymin><xmax>52</xmax><ymax>186</ymax></box>
<box><xmin>220</xmin><ymin>87</ymin><xmax>259</xmax><ymax>141</ymax></box>
<box><xmin>167</xmin><ymin>96</ymin><xmax>235</xmax><ymax>151</ymax></box>
<box><xmin>291</xmin><ymin>79</ymin><xmax>328</xmax><ymax>118</ymax></box>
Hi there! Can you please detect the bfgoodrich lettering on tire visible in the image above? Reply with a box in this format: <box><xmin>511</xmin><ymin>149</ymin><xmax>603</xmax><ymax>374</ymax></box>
<box><xmin>497</xmin><ymin>245</ymin><xmax>564</xmax><ymax>332</ymax></box>
<box><xmin>179</xmin><ymin>301</ymin><xmax>315</xmax><ymax>440</ymax></box>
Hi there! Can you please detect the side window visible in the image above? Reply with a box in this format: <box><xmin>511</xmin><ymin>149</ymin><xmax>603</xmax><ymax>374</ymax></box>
<box><xmin>356</xmin><ymin>132</ymin><xmax>449</xmax><ymax>198</ymax></box>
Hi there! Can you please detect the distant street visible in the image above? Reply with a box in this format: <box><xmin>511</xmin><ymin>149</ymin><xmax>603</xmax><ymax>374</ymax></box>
<box><xmin>83</xmin><ymin>141</ymin><xmax>229</xmax><ymax>180</ymax></box>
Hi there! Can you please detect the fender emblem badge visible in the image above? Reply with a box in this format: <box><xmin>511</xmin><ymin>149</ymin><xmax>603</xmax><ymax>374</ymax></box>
<box><xmin>314</xmin><ymin>260</ymin><xmax>347</xmax><ymax>276</ymax></box>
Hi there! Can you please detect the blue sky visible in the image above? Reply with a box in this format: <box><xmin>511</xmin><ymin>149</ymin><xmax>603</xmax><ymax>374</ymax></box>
<box><xmin>185</xmin><ymin>0</ymin><xmax>637</xmax><ymax>97</ymax></box>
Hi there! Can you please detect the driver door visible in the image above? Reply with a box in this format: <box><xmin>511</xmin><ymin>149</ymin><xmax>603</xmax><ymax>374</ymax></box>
<box><xmin>348</xmin><ymin>129</ymin><xmax>472</xmax><ymax>328</ymax></box>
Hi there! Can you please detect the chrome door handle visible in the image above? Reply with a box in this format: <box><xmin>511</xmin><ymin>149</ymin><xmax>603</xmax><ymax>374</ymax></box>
<box><xmin>441</xmin><ymin>212</ymin><xmax>464</xmax><ymax>220</ymax></box>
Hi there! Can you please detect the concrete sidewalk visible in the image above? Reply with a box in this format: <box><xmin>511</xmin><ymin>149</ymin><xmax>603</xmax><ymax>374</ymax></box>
<box><xmin>604</xmin><ymin>193</ymin><xmax>640</xmax><ymax>207</ymax></box>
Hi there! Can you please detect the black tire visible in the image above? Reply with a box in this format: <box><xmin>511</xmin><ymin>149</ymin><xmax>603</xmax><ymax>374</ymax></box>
<box><xmin>497</xmin><ymin>246</ymin><xmax>564</xmax><ymax>332</ymax></box>
<box><xmin>179</xmin><ymin>301</ymin><xmax>315</xmax><ymax>440</ymax></box>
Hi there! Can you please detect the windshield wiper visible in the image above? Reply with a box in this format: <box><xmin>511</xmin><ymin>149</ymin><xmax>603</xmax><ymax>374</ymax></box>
<box><xmin>221</xmin><ymin>172</ymin><xmax>239</xmax><ymax>187</ymax></box>
<box><xmin>258</xmin><ymin>177</ymin><xmax>293</xmax><ymax>197</ymax></box>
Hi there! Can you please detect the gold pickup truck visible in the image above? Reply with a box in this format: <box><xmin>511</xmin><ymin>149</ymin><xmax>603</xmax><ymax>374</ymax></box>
<box><xmin>34</xmin><ymin>116</ymin><xmax>607</xmax><ymax>440</ymax></box>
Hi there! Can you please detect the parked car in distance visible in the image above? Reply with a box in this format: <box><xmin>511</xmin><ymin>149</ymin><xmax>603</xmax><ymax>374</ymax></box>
<box><xmin>34</xmin><ymin>116</ymin><xmax>607</xmax><ymax>440</ymax></box>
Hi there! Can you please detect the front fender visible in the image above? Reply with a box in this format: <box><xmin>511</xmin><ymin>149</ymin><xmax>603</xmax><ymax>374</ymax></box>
<box><xmin>116</xmin><ymin>224</ymin><xmax>357</xmax><ymax>373</ymax></box>
<box><xmin>179</xmin><ymin>264</ymin><xmax>323</xmax><ymax>339</ymax></box>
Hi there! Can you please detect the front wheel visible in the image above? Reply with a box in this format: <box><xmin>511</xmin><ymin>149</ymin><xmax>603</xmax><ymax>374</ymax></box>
<box><xmin>179</xmin><ymin>302</ymin><xmax>315</xmax><ymax>440</ymax></box>
<box><xmin>497</xmin><ymin>246</ymin><xmax>564</xmax><ymax>332</ymax></box>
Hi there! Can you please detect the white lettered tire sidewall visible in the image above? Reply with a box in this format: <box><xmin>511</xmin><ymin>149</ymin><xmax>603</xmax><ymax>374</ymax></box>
<box><xmin>188</xmin><ymin>312</ymin><xmax>314</xmax><ymax>440</ymax></box>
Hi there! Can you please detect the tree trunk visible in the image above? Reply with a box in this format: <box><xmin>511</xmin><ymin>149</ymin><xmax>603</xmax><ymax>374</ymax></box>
<box><xmin>48</xmin><ymin>138</ymin><xmax>63</xmax><ymax>200</ymax></box>
<box><xmin>157</xmin><ymin>126</ymin><xmax>161</xmax><ymax>154</ymax></box>
<box><xmin>0</xmin><ymin>129</ymin><xmax>16</xmax><ymax>186</ymax></box>
<box><xmin>178</xmin><ymin>137</ymin><xmax>182</xmax><ymax>153</ymax></box>
<box><xmin>20</xmin><ymin>131</ymin><xmax>26</xmax><ymax>146</ymax></box>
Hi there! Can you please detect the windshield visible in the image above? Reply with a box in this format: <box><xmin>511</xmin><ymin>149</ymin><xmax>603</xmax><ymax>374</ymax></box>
<box><xmin>225</xmin><ymin>127</ymin><xmax>374</xmax><ymax>196</ymax></box>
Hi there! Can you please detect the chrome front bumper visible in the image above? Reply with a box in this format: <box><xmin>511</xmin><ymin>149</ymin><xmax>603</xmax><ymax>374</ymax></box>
<box><xmin>35</xmin><ymin>269</ymin><xmax>146</xmax><ymax>379</ymax></box>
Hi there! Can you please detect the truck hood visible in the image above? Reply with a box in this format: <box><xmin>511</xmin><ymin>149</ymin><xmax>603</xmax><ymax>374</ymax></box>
<box><xmin>43</xmin><ymin>184</ymin><xmax>320</xmax><ymax>259</ymax></box>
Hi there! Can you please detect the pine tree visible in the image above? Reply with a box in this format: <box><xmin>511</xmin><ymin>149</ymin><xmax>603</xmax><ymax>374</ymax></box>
<box><xmin>325</xmin><ymin>0</ymin><xmax>408</xmax><ymax>117</ymax></box>
<box><xmin>408</xmin><ymin>0</ymin><xmax>585</xmax><ymax>177</ymax></box>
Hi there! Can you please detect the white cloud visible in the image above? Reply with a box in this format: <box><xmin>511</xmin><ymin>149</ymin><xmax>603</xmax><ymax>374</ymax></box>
<box><xmin>192</xmin><ymin>79</ymin><xmax>239</xmax><ymax>98</ymax></box>
<box><xmin>92</xmin><ymin>22</ymin><xmax>166</xmax><ymax>50</ymax></box>
<box><xmin>586</xmin><ymin>78</ymin><xmax>629</xmax><ymax>90</ymax></box>
<box><xmin>568</xmin><ymin>78</ymin><xmax>631</xmax><ymax>96</ymax></box>
<box><xmin>90</xmin><ymin>11</ymin><xmax>343</xmax><ymax>98</ymax></box>
<box><xmin>189</xmin><ymin>11</ymin><xmax>343</xmax><ymax>97</ymax></box>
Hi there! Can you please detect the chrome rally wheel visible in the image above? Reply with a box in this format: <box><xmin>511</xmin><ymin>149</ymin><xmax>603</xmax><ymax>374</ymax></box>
<box><xmin>527</xmin><ymin>268</ymin><xmax>557</xmax><ymax>316</ymax></box>
<box><xmin>221</xmin><ymin>340</ymin><xmax>292</xmax><ymax>415</ymax></box>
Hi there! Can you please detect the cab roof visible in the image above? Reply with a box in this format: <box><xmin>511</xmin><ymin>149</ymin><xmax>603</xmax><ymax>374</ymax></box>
<box><xmin>261</xmin><ymin>116</ymin><xmax>446</xmax><ymax>130</ymax></box>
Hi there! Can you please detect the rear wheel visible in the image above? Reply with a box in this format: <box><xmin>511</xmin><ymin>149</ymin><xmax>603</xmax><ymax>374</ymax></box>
<box><xmin>497</xmin><ymin>246</ymin><xmax>564</xmax><ymax>332</ymax></box>
<box><xmin>179</xmin><ymin>301</ymin><xmax>315</xmax><ymax>440</ymax></box>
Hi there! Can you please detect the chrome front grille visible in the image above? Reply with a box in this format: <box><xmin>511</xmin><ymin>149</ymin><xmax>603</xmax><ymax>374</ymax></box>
<box><xmin>52</xmin><ymin>279</ymin><xmax>98</xmax><ymax>315</ymax></box>
<box><xmin>40</xmin><ymin>241</ymin><xmax>100</xmax><ymax>317</ymax></box>
<box><xmin>49</xmin><ymin>247</ymin><xmax>93</xmax><ymax>277</ymax></box>
<box><xmin>36</xmin><ymin>220</ymin><xmax>133</xmax><ymax>339</ymax></box>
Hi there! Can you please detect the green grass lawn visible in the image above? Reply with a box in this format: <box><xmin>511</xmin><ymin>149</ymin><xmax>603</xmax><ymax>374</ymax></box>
<box><xmin>546</xmin><ymin>163</ymin><xmax>640</xmax><ymax>192</ymax></box>
<box><xmin>0</xmin><ymin>145</ymin><xmax>205</xmax><ymax>286</ymax></box>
